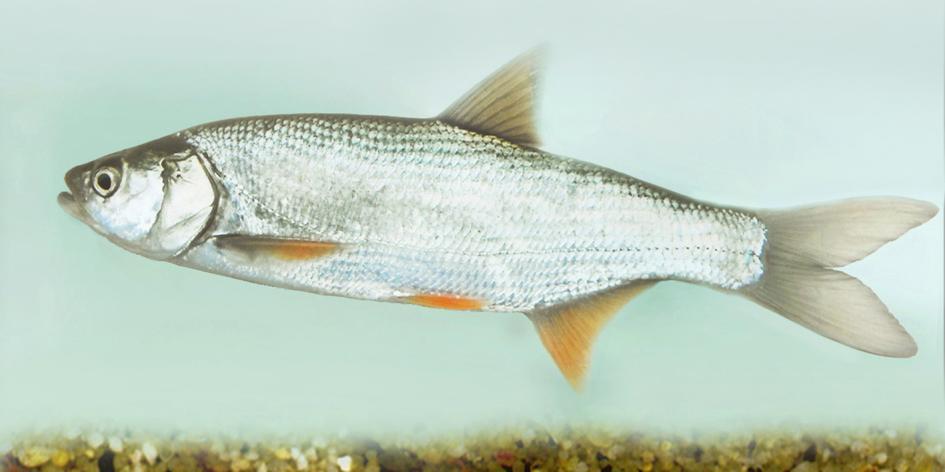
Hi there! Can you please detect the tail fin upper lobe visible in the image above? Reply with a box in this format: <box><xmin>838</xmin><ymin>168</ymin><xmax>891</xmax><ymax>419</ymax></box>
<box><xmin>744</xmin><ymin>197</ymin><xmax>938</xmax><ymax>357</ymax></box>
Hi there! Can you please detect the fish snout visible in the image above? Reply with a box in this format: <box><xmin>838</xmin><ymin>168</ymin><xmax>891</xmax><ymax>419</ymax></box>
<box><xmin>63</xmin><ymin>162</ymin><xmax>91</xmax><ymax>196</ymax></box>
<box><xmin>59</xmin><ymin>162</ymin><xmax>91</xmax><ymax>219</ymax></box>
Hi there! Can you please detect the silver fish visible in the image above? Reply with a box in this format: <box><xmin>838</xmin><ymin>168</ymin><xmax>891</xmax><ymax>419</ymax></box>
<box><xmin>59</xmin><ymin>50</ymin><xmax>937</xmax><ymax>388</ymax></box>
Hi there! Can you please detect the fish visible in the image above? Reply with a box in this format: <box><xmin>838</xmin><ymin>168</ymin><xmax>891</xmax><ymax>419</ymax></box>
<box><xmin>58</xmin><ymin>50</ymin><xmax>938</xmax><ymax>389</ymax></box>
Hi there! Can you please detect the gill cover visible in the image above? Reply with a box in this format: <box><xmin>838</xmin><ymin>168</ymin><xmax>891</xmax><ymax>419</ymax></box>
<box><xmin>147</xmin><ymin>144</ymin><xmax>217</xmax><ymax>258</ymax></box>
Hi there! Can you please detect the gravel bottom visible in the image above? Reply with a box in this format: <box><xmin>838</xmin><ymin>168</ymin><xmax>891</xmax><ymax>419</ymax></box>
<box><xmin>3</xmin><ymin>428</ymin><xmax>944</xmax><ymax>472</ymax></box>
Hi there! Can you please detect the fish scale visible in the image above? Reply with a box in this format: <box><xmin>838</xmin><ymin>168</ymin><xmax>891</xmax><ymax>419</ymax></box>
<box><xmin>178</xmin><ymin>115</ymin><xmax>767</xmax><ymax>311</ymax></box>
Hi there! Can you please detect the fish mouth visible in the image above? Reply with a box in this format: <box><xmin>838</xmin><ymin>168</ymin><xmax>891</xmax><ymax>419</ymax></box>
<box><xmin>58</xmin><ymin>188</ymin><xmax>116</xmax><ymax>245</ymax></box>
<box><xmin>59</xmin><ymin>163</ymin><xmax>91</xmax><ymax>222</ymax></box>
<box><xmin>57</xmin><ymin>191</ymin><xmax>86</xmax><ymax>222</ymax></box>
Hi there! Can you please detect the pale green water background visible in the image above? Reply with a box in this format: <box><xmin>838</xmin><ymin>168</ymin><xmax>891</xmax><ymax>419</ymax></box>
<box><xmin>0</xmin><ymin>1</ymin><xmax>942</xmax><ymax>441</ymax></box>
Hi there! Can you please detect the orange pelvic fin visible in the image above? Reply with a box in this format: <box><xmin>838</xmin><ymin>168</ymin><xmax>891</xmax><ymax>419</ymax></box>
<box><xmin>527</xmin><ymin>281</ymin><xmax>656</xmax><ymax>391</ymax></box>
<box><xmin>213</xmin><ymin>235</ymin><xmax>340</xmax><ymax>261</ymax></box>
<box><xmin>402</xmin><ymin>293</ymin><xmax>486</xmax><ymax>311</ymax></box>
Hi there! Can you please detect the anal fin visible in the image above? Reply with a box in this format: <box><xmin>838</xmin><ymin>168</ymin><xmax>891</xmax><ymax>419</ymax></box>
<box><xmin>527</xmin><ymin>281</ymin><xmax>655</xmax><ymax>390</ymax></box>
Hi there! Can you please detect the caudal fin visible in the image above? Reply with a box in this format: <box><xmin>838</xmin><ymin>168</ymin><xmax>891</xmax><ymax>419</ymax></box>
<box><xmin>745</xmin><ymin>197</ymin><xmax>938</xmax><ymax>357</ymax></box>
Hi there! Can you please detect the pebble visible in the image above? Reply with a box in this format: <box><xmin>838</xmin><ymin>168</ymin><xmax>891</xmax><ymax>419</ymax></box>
<box><xmin>51</xmin><ymin>449</ymin><xmax>72</xmax><ymax>467</ymax></box>
<box><xmin>875</xmin><ymin>452</ymin><xmax>889</xmax><ymax>465</ymax></box>
<box><xmin>108</xmin><ymin>437</ymin><xmax>124</xmax><ymax>453</ymax></box>
<box><xmin>141</xmin><ymin>443</ymin><xmax>158</xmax><ymax>465</ymax></box>
<box><xmin>449</xmin><ymin>443</ymin><xmax>466</xmax><ymax>458</ymax></box>
<box><xmin>336</xmin><ymin>455</ymin><xmax>352</xmax><ymax>472</ymax></box>
<box><xmin>86</xmin><ymin>433</ymin><xmax>104</xmax><ymax>449</ymax></box>
<box><xmin>19</xmin><ymin>447</ymin><xmax>52</xmax><ymax>467</ymax></box>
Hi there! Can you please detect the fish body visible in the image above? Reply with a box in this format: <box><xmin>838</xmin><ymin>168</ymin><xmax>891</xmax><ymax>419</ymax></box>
<box><xmin>177</xmin><ymin>115</ymin><xmax>765</xmax><ymax>312</ymax></box>
<box><xmin>59</xmin><ymin>50</ymin><xmax>937</xmax><ymax>388</ymax></box>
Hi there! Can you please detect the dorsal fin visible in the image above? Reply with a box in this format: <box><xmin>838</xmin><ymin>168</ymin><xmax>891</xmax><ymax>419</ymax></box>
<box><xmin>438</xmin><ymin>49</ymin><xmax>543</xmax><ymax>147</ymax></box>
<box><xmin>527</xmin><ymin>282</ymin><xmax>655</xmax><ymax>390</ymax></box>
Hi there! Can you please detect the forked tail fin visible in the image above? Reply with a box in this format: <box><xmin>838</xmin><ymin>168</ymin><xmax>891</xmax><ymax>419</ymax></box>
<box><xmin>745</xmin><ymin>197</ymin><xmax>938</xmax><ymax>357</ymax></box>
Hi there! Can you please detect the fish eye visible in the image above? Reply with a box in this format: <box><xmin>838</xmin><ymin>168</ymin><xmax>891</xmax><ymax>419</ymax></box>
<box><xmin>92</xmin><ymin>166</ymin><xmax>121</xmax><ymax>198</ymax></box>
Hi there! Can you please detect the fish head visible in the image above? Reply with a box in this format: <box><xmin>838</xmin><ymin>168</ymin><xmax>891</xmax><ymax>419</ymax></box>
<box><xmin>58</xmin><ymin>134</ymin><xmax>217</xmax><ymax>260</ymax></box>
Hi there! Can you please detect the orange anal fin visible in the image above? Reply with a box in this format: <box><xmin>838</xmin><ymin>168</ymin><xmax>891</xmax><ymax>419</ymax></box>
<box><xmin>401</xmin><ymin>293</ymin><xmax>486</xmax><ymax>311</ymax></box>
<box><xmin>527</xmin><ymin>281</ymin><xmax>656</xmax><ymax>391</ymax></box>
<box><xmin>213</xmin><ymin>235</ymin><xmax>340</xmax><ymax>261</ymax></box>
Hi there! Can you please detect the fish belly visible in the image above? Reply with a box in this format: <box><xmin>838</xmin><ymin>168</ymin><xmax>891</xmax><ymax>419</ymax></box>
<box><xmin>178</xmin><ymin>115</ymin><xmax>767</xmax><ymax>311</ymax></box>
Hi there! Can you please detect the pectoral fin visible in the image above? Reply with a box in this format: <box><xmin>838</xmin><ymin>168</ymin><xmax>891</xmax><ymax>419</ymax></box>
<box><xmin>212</xmin><ymin>235</ymin><xmax>340</xmax><ymax>261</ymax></box>
<box><xmin>439</xmin><ymin>48</ymin><xmax>543</xmax><ymax>147</ymax></box>
<box><xmin>527</xmin><ymin>282</ymin><xmax>655</xmax><ymax>390</ymax></box>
